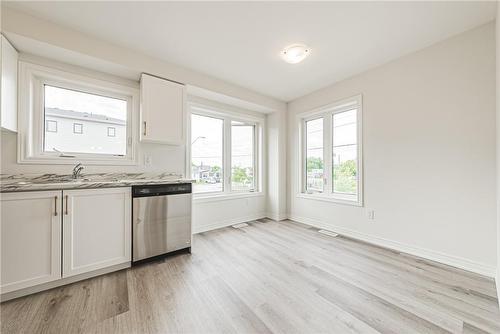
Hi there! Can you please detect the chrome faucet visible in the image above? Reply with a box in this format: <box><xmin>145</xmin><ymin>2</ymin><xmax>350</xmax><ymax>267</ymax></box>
<box><xmin>72</xmin><ymin>163</ymin><xmax>84</xmax><ymax>179</ymax></box>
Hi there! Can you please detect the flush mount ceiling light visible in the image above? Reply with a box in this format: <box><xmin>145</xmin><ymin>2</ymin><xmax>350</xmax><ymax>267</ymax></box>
<box><xmin>281</xmin><ymin>44</ymin><xmax>311</xmax><ymax>64</ymax></box>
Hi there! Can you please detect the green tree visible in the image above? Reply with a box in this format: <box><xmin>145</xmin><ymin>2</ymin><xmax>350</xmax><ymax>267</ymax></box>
<box><xmin>232</xmin><ymin>166</ymin><xmax>250</xmax><ymax>183</ymax></box>
<box><xmin>306</xmin><ymin>157</ymin><xmax>323</xmax><ymax>171</ymax></box>
<box><xmin>337</xmin><ymin>160</ymin><xmax>356</xmax><ymax>177</ymax></box>
<box><xmin>333</xmin><ymin>160</ymin><xmax>357</xmax><ymax>194</ymax></box>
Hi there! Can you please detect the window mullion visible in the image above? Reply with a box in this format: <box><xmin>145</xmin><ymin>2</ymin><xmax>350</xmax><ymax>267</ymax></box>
<box><xmin>224</xmin><ymin>116</ymin><xmax>232</xmax><ymax>194</ymax></box>
<box><xmin>323</xmin><ymin>113</ymin><xmax>333</xmax><ymax>194</ymax></box>
<box><xmin>34</xmin><ymin>78</ymin><xmax>45</xmax><ymax>157</ymax></box>
<box><xmin>253</xmin><ymin>124</ymin><xmax>258</xmax><ymax>191</ymax></box>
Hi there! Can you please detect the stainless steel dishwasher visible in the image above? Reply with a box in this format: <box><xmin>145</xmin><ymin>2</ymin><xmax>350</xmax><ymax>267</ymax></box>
<box><xmin>132</xmin><ymin>183</ymin><xmax>192</xmax><ymax>264</ymax></box>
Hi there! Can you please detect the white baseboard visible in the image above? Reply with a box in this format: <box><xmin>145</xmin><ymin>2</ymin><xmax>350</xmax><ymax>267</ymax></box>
<box><xmin>288</xmin><ymin>214</ymin><xmax>496</xmax><ymax>278</ymax></box>
<box><xmin>496</xmin><ymin>271</ymin><xmax>500</xmax><ymax>307</ymax></box>
<box><xmin>264</xmin><ymin>212</ymin><xmax>288</xmax><ymax>221</ymax></box>
<box><xmin>193</xmin><ymin>213</ymin><xmax>267</xmax><ymax>234</ymax></box>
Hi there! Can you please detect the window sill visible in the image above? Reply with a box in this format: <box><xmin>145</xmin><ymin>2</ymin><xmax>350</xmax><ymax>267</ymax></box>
<box><xmin>194</xmin><ymin>191</ymin><xmax>264</xmax><ymax>203</ymax></box>
<box><xmin>296</xmin><ymin>193</ymin><xmax>363</xmax><ymax>207</ymax></box>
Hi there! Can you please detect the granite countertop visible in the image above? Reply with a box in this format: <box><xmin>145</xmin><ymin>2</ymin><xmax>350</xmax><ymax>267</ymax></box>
<box><xmin>0</xmin><ymin>173</ymin><xmax>193</xmax><ymax>193</ymax></box>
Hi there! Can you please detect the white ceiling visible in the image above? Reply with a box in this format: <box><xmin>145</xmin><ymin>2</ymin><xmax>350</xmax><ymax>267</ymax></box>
<box><xmin>4</xmin><ymin>1</ymin><xmax>497</xmax><ymax>102</ymax></box>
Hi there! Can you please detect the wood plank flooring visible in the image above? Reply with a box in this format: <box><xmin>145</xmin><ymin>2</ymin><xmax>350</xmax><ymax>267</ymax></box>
<box><xmin>1</xmin><ymin>219</ymin><xmax>499</xmax><ymax>334</ymax></box>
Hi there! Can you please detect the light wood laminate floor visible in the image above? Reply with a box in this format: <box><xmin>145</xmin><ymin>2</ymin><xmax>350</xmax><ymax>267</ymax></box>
<box><xmin>1</xmin><ymin>219</ymin><xmax>499</xmax><ymax>334</ymax></box>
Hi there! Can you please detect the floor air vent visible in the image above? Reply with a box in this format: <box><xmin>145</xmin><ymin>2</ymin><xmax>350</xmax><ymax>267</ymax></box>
<box><xmin>318</xmin><ymin>229</ymin><xmax>339</xmax><ymax>237</ymax></box>
<box><xmin>232</xmin><ymin>223</ymin><xmax>249</xmax><ymax>229</ymax></box>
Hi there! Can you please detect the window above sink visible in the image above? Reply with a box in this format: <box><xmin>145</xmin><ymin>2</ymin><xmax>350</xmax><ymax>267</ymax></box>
<box><xmin>17</xmin><ymin>60</ymin><xmax>139</xmax><ymax>165</ymax></box>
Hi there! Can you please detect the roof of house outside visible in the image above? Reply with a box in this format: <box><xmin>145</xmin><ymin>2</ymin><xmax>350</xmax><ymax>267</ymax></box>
<box><xmin>45</xmin><ymin>108</ymin><xmax>126</xmax><ymax>125</ymax></box>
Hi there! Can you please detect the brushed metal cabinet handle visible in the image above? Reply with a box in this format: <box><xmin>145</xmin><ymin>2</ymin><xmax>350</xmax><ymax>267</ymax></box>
<box><xmin>65</xmin><ymin>195</ymin><xmax>69</xmax><ymax>215</ymax></box>
<box><xmin>54</xmin><ymin>196</ymin><xmax>58</xmax><ymax>216</ymax></box>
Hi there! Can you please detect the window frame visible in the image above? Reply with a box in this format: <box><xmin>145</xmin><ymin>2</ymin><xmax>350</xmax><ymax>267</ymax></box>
<box><xmin>297</xmin><ymin>95</ymin><xmax>363</xmax><ymax>206</ymax></box>
<box><xmin>188</xmin><ymin>102</ymin><xmax>263</xmax><ymax>200</ymax></box>
<box><xmin>303</xmin><ymin>115</ymin><xmax>325</xmax><ymax>194</ymax></box>
<box><xmin>230</xmin><ymin>120</ymin><xmax>257</xmax><ymax>193</ymax></box>
<box><xmin>190</xmin><ymin>112</ymin><xmax>225</xmax><ymax>194</ymax></box>
<box><xmin>18</xmin><ymin>61</ymin><xmax>139</xmax><ymax>165</ymax></box>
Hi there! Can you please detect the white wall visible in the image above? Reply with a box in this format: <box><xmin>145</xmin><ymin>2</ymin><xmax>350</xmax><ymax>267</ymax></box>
<box><xmin>287</xmin><ymin>22</ymin><xmax>497</xmax><ymax>276</ymax></box>
<box><xmin>266</xmin><ymin>109</ymin><xmax>287</xmax><ymax>221</ymax></box>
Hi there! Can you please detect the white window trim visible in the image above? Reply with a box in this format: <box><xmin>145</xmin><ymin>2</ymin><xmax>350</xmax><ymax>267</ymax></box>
<box><xmin>187</xmin><ymin>101</ymin><xmax>265</xmax><ymax>200</ymax></box>
<box><xmin>297</xmin><ymin>94</ymin><xmax>363</xmax><ymax>206</ymax></box>
<box><xmin>18</xmin><ymin>61</ymin><xmax>139</xmax><ymax>165</ymax></box>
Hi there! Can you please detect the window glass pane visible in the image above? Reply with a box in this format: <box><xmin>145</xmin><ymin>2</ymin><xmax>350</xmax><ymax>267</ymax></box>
<box><xmin>231</xmin><ymin>122</ymin><xmax>255</xmax><ymax>191</ymax></box>
<box><xmin>333</xmin><ymin>109</ymin><xmax>357</xmax><ymax>195</ymax></box>
<box><xmin>305</xmin><ymin>118</ymin><xmax>324</xmax><ymax>193</ymax></box>
<box><xmin>333</xmin><ymin>109</ymin><xmax>357</xmax><ymax>146</ymax></box>
<box><xmin>44</xmin><ymin>85</ymin><xmax>127</xmax><ymax>155</ymax></box>
<box><xmin>191</xmin><ymin>114</ymin><xmax>224</xmax><ymax>193</ymax></box>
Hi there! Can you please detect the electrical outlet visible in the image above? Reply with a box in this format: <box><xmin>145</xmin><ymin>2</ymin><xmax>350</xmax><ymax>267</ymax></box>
<box><xmin>367</xmin><ymin>210</ymin><xmax>375</xmax><ymax>220</ymax></box>
<box><xmin>144</xmin><ymin>155</ymin><xmax>152</xmax><ymax>166</ymax></box>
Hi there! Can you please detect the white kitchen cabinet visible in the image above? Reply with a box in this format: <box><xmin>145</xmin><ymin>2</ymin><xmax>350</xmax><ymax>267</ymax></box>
<box><xmin>1</xmin><ymin>35</ymin><xmax>18</xmax><ymax>132</ymax></box>
<box><xmin>140</xmin><ymin>73</ymin><xmax>186</xmax><ymax>145</ymax></box>
<box><xmin>62</xmin><ymin>187</ymin><xmax>131</xmax><ymax>277</ymax></box>
<box><xmin>0</xmin><ymin>191</ymin><xmax>62</xmax><ymax>294</ymax></box>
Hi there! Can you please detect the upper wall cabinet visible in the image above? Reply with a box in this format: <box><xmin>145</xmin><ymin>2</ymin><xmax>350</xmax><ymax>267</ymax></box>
<box><xmin>140</xmin><ymin>73</ymin><xmax>186</xmax><ymax>145</ymax></box>
<box><xmin>1</xmin><ymin>35</ymin><xmax>18</xmax><ymax>132</ymax></box>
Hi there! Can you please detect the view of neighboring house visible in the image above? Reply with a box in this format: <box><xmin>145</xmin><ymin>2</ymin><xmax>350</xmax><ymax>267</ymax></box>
<box><xmin>44</xmin><ymin>108</ymin><xmax>127</xmax><ymax>155</ymax></box>
<box><xmin>191</xmin><ymin>164</ymin><xmax>221</xmax><ymax>184</ymax></box>
<box><xmin>191</xmin><ymin>162</ymin><xmax>254</xmax><ymax>192</ymax></box>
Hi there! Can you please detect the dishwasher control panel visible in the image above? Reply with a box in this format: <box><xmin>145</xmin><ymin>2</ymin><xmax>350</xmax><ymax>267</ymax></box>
<box><xmin>132</xmin><ymin>183</ymin><xmax>192</xmax><ymax>197</ymax></box>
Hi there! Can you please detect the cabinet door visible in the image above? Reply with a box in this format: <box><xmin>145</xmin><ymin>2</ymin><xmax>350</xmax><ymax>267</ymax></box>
<box><xmin>1</xmin><ymin>35</ymin><xmax>18</xmax><ymax>132</ymax></box>
<box><xmin>1</xmin><ymin>191</ymin><xmax>61</xmax><ymax>293</ymax></box>
<box><xmin>62</xmin><ymin>188</ymin><xmax>131</xmax><ymax>278</ymax></box>
<box><xmin>140</xmin><ymin>73</ymin><xmax>186</xmax><ymax>145</ymax></box>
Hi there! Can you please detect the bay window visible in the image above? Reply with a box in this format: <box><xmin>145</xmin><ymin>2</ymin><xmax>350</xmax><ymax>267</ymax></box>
<box><xmin>299</xmin><ymin>95</ymin><xmax>363</xmax><ymax>205</ymax></box>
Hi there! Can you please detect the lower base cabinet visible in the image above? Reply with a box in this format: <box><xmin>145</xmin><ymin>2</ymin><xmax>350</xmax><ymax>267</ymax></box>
<box><xmin>63</xmin><ymin>188</ymin><xmax>131</xmax><ymax>277</ymax></box>
<box><xmin>1</xmin><ymin>191</ymin><xmax>62</xmax><ymax>294</ymax></box>
<box><xmin>1</xmin><ymin>187</ymin><xmax>131</xmax><ymax>295</ymax></box>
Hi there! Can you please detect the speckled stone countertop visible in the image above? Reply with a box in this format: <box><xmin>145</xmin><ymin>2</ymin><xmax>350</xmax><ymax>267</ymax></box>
<box><xmin>0</xmin><ymin>173</ymin><xmax>193</xmax><ymax>193</ymax></box>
